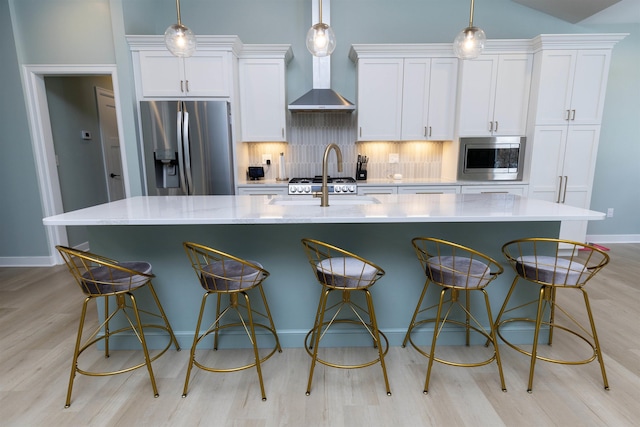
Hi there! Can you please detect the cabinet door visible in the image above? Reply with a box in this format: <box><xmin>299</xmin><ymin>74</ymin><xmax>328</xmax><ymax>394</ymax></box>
<box><xmin>426</xmin><ymin>58</ymin><xmax>458</xmax><ymax>140</ymax></box>
<box><xmin>534</xmin><ymin>50</ymin><xmax>610</xmax><ymax>126</ymax></box>
<box><xmin>457</xmin><ymin>56</ymin><xmax>498</xmax><ymax>136</ymax></box>
<box><xmin>357</xmin><ymin>59</ymin><xmax>404</xmax><ymax>141</ymax></box>
<box><xmin>398</xmin><ymin>185</ymin><xmax>460</xmax><ymax>194</ymax></box>
<box><xmin>569</xmin><ymin>50</ymin><xmax>611</xmax><ymax>125</ymax></box>
<box><xmin>561</xmin><ymin>125</ymin><xmax>600</xmax><ymax>206</ymax></box>
<box><xmin>239</xmin><ymin>59</ymin><xmax>287</xmax><ymax>142</ymax></box>
<box><xmin>401</xmin><ymin>58</ymin><xmax>431</xmax><ymax>140</ymax></box>
<box><xmin>528</xmin><ymin>126</ymin><xmax>567</xmax><ymax>202</ymax></box>
<box><xmin>357</xmin><ymin>186</ymin><xmax>397</xmax><ymax>195</ymax></box>
<box><xmin>138</xmin><ymin>51</ymin><xmax>185</xmax><ymax>97</ymax></box>
<box><xmin>492</xmin><ymin>54</ymin><xmax>532</xmax><ymax>136</ymax></box>
<box><xmin>184</xmin><ymin>53</ymin><xmax>230</xmax><ymax>97</ymax></box>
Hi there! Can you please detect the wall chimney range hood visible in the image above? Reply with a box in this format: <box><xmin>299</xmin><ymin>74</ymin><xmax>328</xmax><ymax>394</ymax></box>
<box><xmin>288</xmin><ymin>0</ymin><xmax>355</xmax><ymax>112</ymax></box>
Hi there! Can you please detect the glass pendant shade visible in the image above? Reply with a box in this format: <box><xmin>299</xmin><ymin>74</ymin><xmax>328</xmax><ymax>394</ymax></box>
<box><xmin>306</xmin><ymin>22</ymin><xmax>336</xmax><ymax>57</ymax></box>
<box><xmin>453</xmin><ymin>26</ymin><xmax>486</xmax><ymax>60</ymax></box>
<box><xmin>164</xmin><ymin>23</ymin><xmax>196</xmax><ymax>58</ymax></box>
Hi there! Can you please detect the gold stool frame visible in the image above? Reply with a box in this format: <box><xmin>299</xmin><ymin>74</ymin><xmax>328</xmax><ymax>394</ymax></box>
<box><xmin>56</xmin><ymin>245</ymin><xmax>180</xmax><ymax>408</ymax></box>
<box><xmin>403</xmin><ymin>237</ymin><xmax>506</xmax><ymax>394</ymax></box>
<box><xmin>301</xmin><ymin>238</ymin><xmax>391</xmax><ymax>396</ymax></box>
<box><xmin>495</xmin><ymin>238</ymin><xmax>610</xmax><ymax>392</ymax></box>
<box><xmin>182</xmin><ymin>242</ymin><xmax>281</xmax><ymax>401</ymax></box>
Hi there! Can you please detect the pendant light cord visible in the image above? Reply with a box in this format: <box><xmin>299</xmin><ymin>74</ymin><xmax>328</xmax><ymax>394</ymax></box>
<box><xmin>175</xmin><ymin>0</ymin><xmax>182</xmax><ymax>26</ymax></box>
<box><xmin>468</xmin><ymin>0</ymin><xmax>475</xmax><ymax>27</ymax></box>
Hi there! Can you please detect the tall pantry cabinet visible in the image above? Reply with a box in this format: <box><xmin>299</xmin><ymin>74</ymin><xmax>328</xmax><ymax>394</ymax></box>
<box><xmin>526</xmin><ymin>34</ymin><xmax>626</xmax><ymax>243</ymax></box>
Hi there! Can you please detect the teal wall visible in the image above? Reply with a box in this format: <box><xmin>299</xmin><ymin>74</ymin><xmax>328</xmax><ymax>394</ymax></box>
<box><xmin>1</xmin><ymin>0</ymin><xmax>639</xmax><ymax>262</ymax></box>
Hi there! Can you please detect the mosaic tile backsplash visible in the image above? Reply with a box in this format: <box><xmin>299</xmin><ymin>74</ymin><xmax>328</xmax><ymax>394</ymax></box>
<box><xmin>246</xmin><ymin>113</ymin><xmax>444</xmax><ymax>180</ymax></box>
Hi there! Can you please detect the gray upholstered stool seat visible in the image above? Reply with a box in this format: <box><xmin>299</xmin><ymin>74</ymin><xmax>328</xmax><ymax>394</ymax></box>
<box><xmin>200</xmin><ymin>259</ymin><xmax>263</xmax><ymax>291</ymax></box>
<box><xmin>426</xmin><ymin>255</ymin><xmax>492</xmax><ymax>289</ymax></box>
<box><xmin>81</xmin><ymin>261</ymin><xmax>152</xmax><ymax>294</ymax></box>
<box><xmin>515</xmin><ymin>255</ymin><xmax>588</xmax><ymax>286</ymax></box>
<box><xmin>316</xmin><ymin>256</ymin><xmax>379</xmax><ymax>288</ymax></box>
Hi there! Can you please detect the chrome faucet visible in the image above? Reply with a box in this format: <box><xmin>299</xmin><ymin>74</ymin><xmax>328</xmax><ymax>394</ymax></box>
<box><xmin>319</xmin><ymin>143</ymin><xmax>343</xmax><ymax>207</ymax></box>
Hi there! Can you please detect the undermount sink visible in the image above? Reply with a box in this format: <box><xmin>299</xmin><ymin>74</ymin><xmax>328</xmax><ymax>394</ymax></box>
<box><xmin>269</xmin><ymin>196</ymin><xmax>380</xmax><ymax>206</ymax></box>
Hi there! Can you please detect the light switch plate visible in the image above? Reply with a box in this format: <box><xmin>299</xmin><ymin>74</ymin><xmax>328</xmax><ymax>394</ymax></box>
<box><xmin>389</xmin><ymin>153</ymin><xmax>399</xmax><ymax>164</ymax></box>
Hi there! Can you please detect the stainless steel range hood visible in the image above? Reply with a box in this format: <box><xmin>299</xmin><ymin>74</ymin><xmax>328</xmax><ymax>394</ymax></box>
<box><xmin>288</xmin><ymin>0</ymin><xmax>355</xmax><ymax>113</ymax></box>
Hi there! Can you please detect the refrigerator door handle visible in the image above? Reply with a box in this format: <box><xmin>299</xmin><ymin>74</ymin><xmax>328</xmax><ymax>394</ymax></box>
<box><xmin>183</xmin><ymin>111</ymin><xmax>193</xmax><ymax>195</ymax></box>
<box><xmin>176</xmin><ymin>107</ymin><xmax>188</xmax><ymax>194</ymax></box>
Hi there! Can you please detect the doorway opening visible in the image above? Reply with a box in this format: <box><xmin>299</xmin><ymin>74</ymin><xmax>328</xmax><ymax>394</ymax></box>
<box><xmin>22</xmin><ymin>65</ymin><xmax>129</xmax><ymax>262</ymax></box>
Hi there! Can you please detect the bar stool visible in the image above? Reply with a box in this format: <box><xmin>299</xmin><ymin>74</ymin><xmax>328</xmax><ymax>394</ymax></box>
<box><xmin>496</xmin><ymin>238</ymin><xmax>610</xmax><ymax>392</ymax></box>
<box><xmin>182</xmin><ymin>242</ymin><xmax>281</xmax><ymax>401</ymax></box>
<box><xmin>56</xmin><ymin>245</ymin><xmax>180</xmax><ymax>408</ymax></box>
<box><xmin>301</xmin><ymin>238</ymin><xmax>391</xmax><ymax>396</ymax></box>
<box><xmin>402</xmin><ymin>237</ymin><xmax>506</xmax><ymax>394</ymax></box>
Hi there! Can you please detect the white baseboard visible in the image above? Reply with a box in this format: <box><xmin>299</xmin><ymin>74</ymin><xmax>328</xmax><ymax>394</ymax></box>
<box><xmin>586</xmin><ymin>234</ymin><xmax>640</xmax><ymax>244</ymax></box>
<box><xmin>0</xmin><ymin>256</ymin><xmax>55</xmax><ymax>267</ymax></box>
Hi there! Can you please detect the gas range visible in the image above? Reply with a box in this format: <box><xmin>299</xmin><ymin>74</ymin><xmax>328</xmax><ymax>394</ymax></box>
<box><xmin>288</xmin><ymin>176</ymin><xmax>357</xmax><ymax>195</ymax></box>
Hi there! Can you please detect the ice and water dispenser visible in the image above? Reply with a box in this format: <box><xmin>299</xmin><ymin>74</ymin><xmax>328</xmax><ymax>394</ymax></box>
<box><xmin>153</xmin><ymin>149</ymin><xmax>180</xmax><ymax>189</ymax></box>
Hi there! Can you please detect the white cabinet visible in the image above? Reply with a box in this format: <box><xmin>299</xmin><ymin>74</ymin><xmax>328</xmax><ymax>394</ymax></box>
<box><xmin>398</xmin><ymin>185</ymin><xmax>460</xmax><ymax>194</ymax></box>
<box><xmin>531</xmin><ymin>50</ymin><xmax>612</xmax><ymax>126</ymax></box>
<box><xmin>461</xmin><ymin>185</ymin><xmax>528</xmax><ymax>196</ymax></box>
<box><xmin>528</xmin><ymin>125</ymin><xmax>600</xmax><ymax>240</ymax></box>
<box><xmin>356</xmin><ymin>59</ymin><xmax>404</xmax><ymax>141</ymax></box>
<box><xmin>136</xmin><ymin>50</ymin><xmax>231</xmax><ymax>98</ymax></box>
<box><xmin>238</xmin><ymin>46</ymin><xmax>292</xmax><ymax>142</ymax></box>
<box><xmin>351</xmin><ymin>45</ymin><xmax>459</xmax><ymax>142</ymax></box>
<box><xmin>457</xmin><ymin>54</ymin><xmax>532</xmax><ymax>136</ymax></box>
<box><xmin>357</xmin><ymin>186</ymin><xmax>398</xmax><ymax>195</ymax></box>
<box><xmin>237</xmin><ymin>186</ymin><xmax>287</xmax><ymax>196</ymax></box>
<box><xmin>401</xmin><ymin>58</ymin><xmax>459</xmax><ymax>141</ymax></box>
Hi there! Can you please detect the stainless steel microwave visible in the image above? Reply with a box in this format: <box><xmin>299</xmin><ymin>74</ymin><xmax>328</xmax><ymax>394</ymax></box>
<box><xmin>458</xmin><ymin>136</ymin><xmax>526</xmax><ymax>181</ymax></box>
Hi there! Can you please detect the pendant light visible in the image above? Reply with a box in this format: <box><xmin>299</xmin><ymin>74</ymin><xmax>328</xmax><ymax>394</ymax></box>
<box><xmin>453</xmin><ymin>0</ymin><xmax>486</xmax><ymax>60</ymax></box>
<box><xmin>306</xmin><ymin>0</ymin><xmax>336</xmax><ymax>57</ymax></box>
<box><xmin>164</xmin><ymin>0</ymin><xmax>196</xmax><ymax>58</ymax></box>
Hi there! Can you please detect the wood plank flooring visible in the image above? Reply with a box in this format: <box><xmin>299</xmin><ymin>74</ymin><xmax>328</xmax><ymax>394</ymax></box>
<box><xmin>1</xmin><ymin>244</ymin><xmax>639</xmax><ymax>426</ymax></box>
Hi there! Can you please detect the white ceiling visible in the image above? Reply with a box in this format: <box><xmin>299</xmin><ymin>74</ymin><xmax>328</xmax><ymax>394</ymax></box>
<box><xmin>511</xmin><ymin>0</ymin><xmax>640</xmax><ymax>24</ymax></box>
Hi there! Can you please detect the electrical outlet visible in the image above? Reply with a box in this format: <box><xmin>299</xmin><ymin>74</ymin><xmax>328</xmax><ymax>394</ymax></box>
<box><xmin>389</xmin><ymin>153</ymin><xmax>399</xmax><ymax>164</ymax></box>
<box><xmin>262</xmin><ymin>154</ymin><xmax>272</xmax><ymax>165</ymax></box>
<box><xmin>607</xmin><ymin>208</ymin><xmax>614</xmax><ymax>218</ymax></box>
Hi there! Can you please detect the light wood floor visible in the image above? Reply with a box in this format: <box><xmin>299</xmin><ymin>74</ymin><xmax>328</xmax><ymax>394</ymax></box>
<box><xmin>1</xmin><ymin>244</ymin><xmax>639</xmax><ymax>426</ymax></box>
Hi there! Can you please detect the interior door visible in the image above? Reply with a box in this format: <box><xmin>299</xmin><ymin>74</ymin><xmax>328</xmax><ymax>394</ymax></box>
<box><xmin>96</xmin><ymin>87</ymin><xmax>125</xmax><ymax>201</ymax></box>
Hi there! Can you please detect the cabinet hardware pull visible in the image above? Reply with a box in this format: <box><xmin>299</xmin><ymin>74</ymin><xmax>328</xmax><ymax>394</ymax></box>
<box><xmin>556</xmin><ymin>176</ymin><xmax>563</xmax><ymax>203</ymax></box>
<box><xmin>180</xmin><ymin>80</ymin><xmax>184</xmax><ymax>92</ymax></box>
<box><xmin>571</xmin><ymin>110</ymin><xmax>576</xmax><ymax>120</ymax></box>
<box><xmin>429</xmin><ymin>126</ymin><xmax>432</xmax><ymax>137</ymax></box>
<box><xmin>281</xmin><ymin>128</ymin><xmax>284</xmax><ymax>138</ymax></box>
<box><xmin>565</xmin><ymin>109</ymin><xmax>571</xmax><ymax>121</ymax></box>
<box><xmin>562</xmin><ymin>175</ymin><xmax>568</xmax><ymax>203</ymax></box>
<box><xmin>489</xmin><ymin>121</ymin><xmax>493</xmax><ymax>132</ymax></box>
<box><xmin>424</xmin><ymin>126</ymin><xmax>427</xmax><ymax>137</ymax></box>
<box><xmin>186</xmin><ymin>80</ymin><xmax>189</xmax><ymax>92</ymax></box>
<box><xmin>495</xmin><ymin>121</ymin><xmax>499</xmax><ymax>132</ymax></box>
<box><xmin>359</xmin><ymin>127</ymin><xmax>362</xmax><ymax>137</ymax></box>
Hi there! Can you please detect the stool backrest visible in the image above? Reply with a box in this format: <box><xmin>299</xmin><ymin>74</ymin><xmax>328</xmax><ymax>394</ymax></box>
<box><xmin>501</xmin><ymin>238</ymin><xmax>610</xmax><ymax>287</ymax></box>
<box><xmin>301</xmin><ymin>238</ymin><xmax>385</xmax><ymax>289</ymax></box>
<box><xmin>56</xmin><ymin>245</ymin><xmax>153</xmax><ymax>296</ymax></box>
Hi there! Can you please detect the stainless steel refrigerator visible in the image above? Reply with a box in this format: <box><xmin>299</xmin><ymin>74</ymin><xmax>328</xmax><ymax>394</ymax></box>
<box><xmin>140</xmin><ymin>100</ymin><xmax>235</xmax><ymax>195</ymax></box>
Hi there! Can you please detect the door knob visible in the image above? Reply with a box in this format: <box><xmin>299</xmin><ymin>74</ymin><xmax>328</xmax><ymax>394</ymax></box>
<box><xmin>110</xmin><ymin>173</ymin><xmax>121</xmax><ymax>178</ymax></box>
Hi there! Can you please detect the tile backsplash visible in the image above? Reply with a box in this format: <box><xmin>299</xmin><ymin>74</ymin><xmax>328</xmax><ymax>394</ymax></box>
<box><xmin>246</xmin><ymin>113</ymin><xmax>444</xmax><ymax>180</ymax></box>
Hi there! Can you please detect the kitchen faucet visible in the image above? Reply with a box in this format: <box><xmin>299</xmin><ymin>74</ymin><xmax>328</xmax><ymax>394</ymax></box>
<box><xmin>319</xmin><ymin>143</ymin><xmax>343</xmax><ymax>207</ymax></box>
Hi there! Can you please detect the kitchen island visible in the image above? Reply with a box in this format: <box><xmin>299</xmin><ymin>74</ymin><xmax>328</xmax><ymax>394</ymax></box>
<box><xmin>43</xmin><ymin>193</ymin><xmax>605</xmax><ymax>349</ymax></box>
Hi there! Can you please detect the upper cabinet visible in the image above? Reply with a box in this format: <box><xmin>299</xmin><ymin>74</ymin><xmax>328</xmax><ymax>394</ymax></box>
<box><xmin>350</xmin><ymin>45</ymin><xmax>459</xmax><ymax>142</ymax></box>
<box><xmin>531</xmin><ymin>49</ymin><xmax>612</xmax><ymax>126</ymax></box>
<box><xmin>457</xmin><ymin>52</ymin><xmax>533</xmax><ymax>137</ymax></box>
<box><xmin>238</xmin><ymin>45</ymin><xmax>293</xmax><ymax>142</ymax></box>
<box><xmin>127</xmin><ymin>36</ymin><xmax>242</xmax><ymax>99</ymax></box>
<box><xmin>401</xmin><ymin>58</ymin><xmax>459</xmax><ymax>141</ymax></box>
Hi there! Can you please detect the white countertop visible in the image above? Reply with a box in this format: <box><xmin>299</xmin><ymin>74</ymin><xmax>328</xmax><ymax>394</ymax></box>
<box><xmin>42</xmin><ymin>194</ymin><xmax>605</xmax><ymax>226</ymax></box>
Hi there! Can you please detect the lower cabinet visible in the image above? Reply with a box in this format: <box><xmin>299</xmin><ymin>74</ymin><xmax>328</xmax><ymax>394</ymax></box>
<box><xmin>398</xmin><ymin>186</ymin><xmax>460</xmax><ymax>194</ymax></box>
<box><xmin>357</xmin><ymin>186</ymin><xmax>398</xmax><ymax>195</ymax></box>
<box><xmin>237</xmin><ymin>186</ymin><xmax>287</xmax><ymax>196</ymax></box>
<box><xmin>461</xmin><ymin>185</ymin><xmax>528</xmax><ymax>196</ymax></box>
